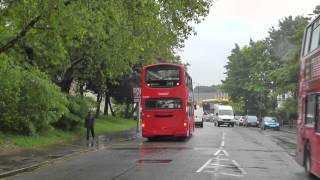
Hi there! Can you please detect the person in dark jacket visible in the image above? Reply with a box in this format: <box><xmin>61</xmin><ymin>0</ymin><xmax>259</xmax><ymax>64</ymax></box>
<box><xmin>85</xmin><ymin>111</ymin><xmax>95</xmax><ymax>140</ymax></box>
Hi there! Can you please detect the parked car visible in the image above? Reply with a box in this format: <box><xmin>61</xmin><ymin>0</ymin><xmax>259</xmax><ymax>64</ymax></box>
<box><xmin>244</xmin><ymin>115</ymin><xmax>259</xmax><ymax>127</ymax></box>
<box><xmin>237</xmin><ymin>116</ymin><xmax>245</xmax><ymax>126</ymax></box>
<box><xmin>261</xmin><ymin>117</ymin><xmax>280</xmax><ymax>130</ymax></box>
<box><xmin>194</xmin><ymin>106</ymin><xmax>204</xmax><ymax>128</ymax></box>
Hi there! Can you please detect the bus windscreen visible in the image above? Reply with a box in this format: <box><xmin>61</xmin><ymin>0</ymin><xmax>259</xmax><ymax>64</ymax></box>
<box><xmin>145</xmin><ymin>66</ymin><xmax>180</xmax><ymax>88</ymax></box>
<box><xmin>145</xmin><ymin>98</ymin><xmax>182</xmax><ymax>110</ymax></box>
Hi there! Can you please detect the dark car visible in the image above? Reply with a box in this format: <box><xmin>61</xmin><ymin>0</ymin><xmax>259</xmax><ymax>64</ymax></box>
<box><xmin>244</xmin><ymin>115</ymin><xmax>259</xmax><ymax>127</ymax></box>
<box><xmin>261</xmin><ymin>117</ymin><xmax>280</xmax><ymax>130</ymax></box>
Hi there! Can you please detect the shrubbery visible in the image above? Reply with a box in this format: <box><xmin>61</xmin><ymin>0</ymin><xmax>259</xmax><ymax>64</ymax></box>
<box><xmin>0</xmin><ymin>55</ymin><xmax>68</xmax><ymax>135</ymax></box>
<box><xmin>52</xmin><ymin>96</ymin><xmax>95</xmax><ymax>131</ymax></box>
<box><xmin>0</xmin><ymin>56</ymin><xmax>97</xmax><ymax>135</ymax></box>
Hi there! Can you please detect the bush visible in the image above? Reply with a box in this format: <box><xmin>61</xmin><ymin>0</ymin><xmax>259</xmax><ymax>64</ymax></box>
<box><xmin>275</xmin><ymin>97</ymin><xmax>297</xmax><ymax>124</ymax></box>
<box><xmin>52</xmin><ymin>96</ymin><xmax>95</xmax><ymax>131</ymax></box>
<box><xmin>0</xmin><ymin>55</ymin><xmax>68</xmax><ymax>135</ymax></box>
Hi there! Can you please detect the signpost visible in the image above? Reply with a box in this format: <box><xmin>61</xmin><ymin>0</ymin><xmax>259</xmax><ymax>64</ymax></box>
<box><xmin>133</xmin><ymin>87</ymin><xmax>141</xmax><ymax>132</ymax></box>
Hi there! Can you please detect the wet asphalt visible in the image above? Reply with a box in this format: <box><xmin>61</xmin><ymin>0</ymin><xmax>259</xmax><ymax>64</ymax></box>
<box><xmin>8</xmin><ymin>122</ymin><xmax>315</xmax><ymax>180</ymax></box>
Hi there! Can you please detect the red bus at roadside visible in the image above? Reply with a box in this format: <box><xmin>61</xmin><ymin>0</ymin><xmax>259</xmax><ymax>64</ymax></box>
<box><xmin>296</xmin><ymin>15</ymin><xmax>320</xmax><ymax>177</ymax></box>
<box><xmin>141</xmin><ymin>63</ymin><xmax>194</xmax><ymax>139</ymax></box>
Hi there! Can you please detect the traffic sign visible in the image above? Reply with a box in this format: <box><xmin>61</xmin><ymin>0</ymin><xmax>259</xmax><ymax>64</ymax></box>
<box><xmin>133</xmin><ymin>87</ymin><xmax>141</xmax><ymax>102</ymax></box>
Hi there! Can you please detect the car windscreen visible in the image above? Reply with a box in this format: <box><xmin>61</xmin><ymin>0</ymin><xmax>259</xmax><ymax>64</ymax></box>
<box><xmin>264</xmin><ymin>117</ymin><xmax>278</xmax><ymax>123</ymax></box>
<box><xmin>145</xmin><ymin>98</ymin><xmax>182</xmax><ymax>110</ymax></box>
<box><xmin>219</xmin><ymin>110</ymin><xmax>233</xmax><ymax>116</ymax></box>
<box><xmin>145</xmin><ymin>66</ymin><xmax>180</xmax><ymax>88</ymax></box>
<box><xmin>247</xmin><ymin>116</ymin><xmax>257</xmax><ymax>122</ymax></box>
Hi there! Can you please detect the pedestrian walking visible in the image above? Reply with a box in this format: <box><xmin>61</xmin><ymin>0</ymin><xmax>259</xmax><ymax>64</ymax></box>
<box><xmin>85</xmin><ymin>111</ymin><xmax>95</xmax><ymax>140</ymax></box>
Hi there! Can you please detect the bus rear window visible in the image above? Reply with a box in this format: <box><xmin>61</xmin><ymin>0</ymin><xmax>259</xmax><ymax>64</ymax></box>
<box><xmin>145</xmin><ymin>66</ymin><xmax>180</xmax><ymax>88</ymax></box>
<box><xmin>145</xmin><ymin>98</ymin><xmax>182</xmax><ymax>110</ymax></box>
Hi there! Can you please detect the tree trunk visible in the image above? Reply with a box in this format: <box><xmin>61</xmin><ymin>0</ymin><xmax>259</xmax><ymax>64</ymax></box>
<box><xmin>124</xmin><ymin>100</ymin><xmax>130</xmax><ymax>119</ymax></box>
<box><xmin>59</xmin><ymin>78</ymin><xmax>73</xmax><ymax>93</ymax></box>
<box><xmin>57</xmin><ymin>57</ymin><xmax>84</xmax><ymax>93</ymax></box>
<box><xmin>109</xmin><ymin>99</ymin><xmax>115</xmax><ymax>116</ymax></box>
<box><xmin>96</xmin><ymin>93</ymin><xmax>102</xmax><ymax>117</ymax></box>
<box><xmin>104</xmin><ymin>93</ymin><xmax>109</xmax><ymax>116</ymax></box>
<box><xmin>0</xmin><ymin>15</ymin><xmax>42</xmax><ymax>53</ymax></box>
<box><xmin>79</xmin><ymin>83</ymin><xmax>85</xmax><ymax>96</ymax></box>
<box><xmin>130</xmin><ymin>103</ymin><xmax>137</xmax><ymax>118</ymax></box>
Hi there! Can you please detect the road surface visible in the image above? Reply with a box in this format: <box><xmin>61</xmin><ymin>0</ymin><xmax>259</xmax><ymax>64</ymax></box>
<box><xmin>9</xmin><ymin>123</ymin><xmax>314</xmax><ymax>180</ymax></box>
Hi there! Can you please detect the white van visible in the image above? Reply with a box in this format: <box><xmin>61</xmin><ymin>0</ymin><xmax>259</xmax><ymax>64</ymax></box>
<box><xmin>213</xmin><ymin>105</ymin><xmax>235</xmax><ymax>127</ymax></box>
<box><xmin>194</xmin><ymin>105</ymin><xmax>204</xmax><ymax>128</ymax></box>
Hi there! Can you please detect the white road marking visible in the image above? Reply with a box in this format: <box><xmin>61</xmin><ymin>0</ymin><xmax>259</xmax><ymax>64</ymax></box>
<box><xmin>232</xmin><ymin>160</ymin><xmax>247</xmax><ymax>175</ymax></box>
<box><xmin>212</xmin><ymin>158</ymin><xmax>229</xmax><ymax>161</ymax></box>
<box><xmin>214</xmin><ymin>149</ymin><xmax>222</xmax><ymax>156</ymax></box>
<box><xmin>220</xmin><ymin>132</ymin><xmax>226</xmax><ymax>147</ymax></box>
<box><xmin>207</xmin><ymin>164</ymin><xmax>235</xmax><ymax>168</ymax></box>
<box><xmin>220</xmin><ymin>141</ymin><xmax>225</xmax><ymax>147</ymax></box>
<box><xmin>196</xmin><ymin>159</ymin><xmax>213</xmax><ymax>173</ymax></box>
<box><xmin>196</xmin><ymin>131</ymin><xmax>248</xmax><ymax>177</ymax></box>
<box><xmin>222</xmin><ymin>150</ymin><xmax>229</xmax><ymax>157</ymax></box>
<box><xmin>218</xmin><ymin>172</ymin><xmax>244</xmax><ymax>177</ymax></box>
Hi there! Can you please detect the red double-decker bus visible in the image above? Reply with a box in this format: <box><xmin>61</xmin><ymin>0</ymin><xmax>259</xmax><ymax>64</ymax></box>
<box><xmin>141</xmin><ymin>63</ymin><xmax>194</xmax><ymax>139</ymax></box>
<box><xmin>296</xmin><ymin>15</ymin><xmax>320</xmax><ymax>177</ymax></box>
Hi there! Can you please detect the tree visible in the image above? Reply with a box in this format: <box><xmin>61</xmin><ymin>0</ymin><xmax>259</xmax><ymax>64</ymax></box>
<box><xmin>268</xmin><ymin>16</ymin><xmax>309</xmax><ymax>97</ymax></box>
<box><xmin>222</xmin><ymin>15</ymin><xmax>309</xmax><ymax>118</ymax></box>
<box><xmin>222</xmin><ymin>40</ymin><xmax>278</xmax><ymax>116</ymax></box>
<box><xmin>311</xmin><ymin>5</ymin><xmax>320</xmax><ymax>16</ymax></box>
<box><xmin>0</xmin><ymin>0</ymin><xmax>214</xmax><ymax>123</ymax></box>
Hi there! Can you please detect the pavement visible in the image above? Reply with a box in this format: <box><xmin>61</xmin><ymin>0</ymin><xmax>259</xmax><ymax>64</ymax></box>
<box><xmin>0</xmin><ymin>129</ymin><xmax>137</xmax><ymax>179</ymax></box>
<box><xmin>3</xmin><ymin>122</ymin><xmax>316</xmax><ymax>180</ymax></box>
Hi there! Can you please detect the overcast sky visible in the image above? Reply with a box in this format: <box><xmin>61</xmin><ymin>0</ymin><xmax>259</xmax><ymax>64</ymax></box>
<box><xmin>179</xmin><ymin>0</ymin><xmax>319</xmax><ymax>86</ymax></box>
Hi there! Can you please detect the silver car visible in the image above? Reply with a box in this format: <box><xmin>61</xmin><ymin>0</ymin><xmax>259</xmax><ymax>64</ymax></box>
<box><xmin>244</xmin><ymin>115</ymin><xmax>259</xmax><ymax>127</ymax></box>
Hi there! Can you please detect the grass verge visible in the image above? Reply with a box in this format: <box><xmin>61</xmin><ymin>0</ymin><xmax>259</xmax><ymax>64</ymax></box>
<box><xmin>0</xmin><ymin>116</ymin><xmax>136</xmax><ymax>148</ymax></box>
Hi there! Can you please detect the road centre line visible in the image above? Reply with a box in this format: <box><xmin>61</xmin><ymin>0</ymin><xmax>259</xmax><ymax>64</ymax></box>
<box><xmin>196</xmin><ymin>159</ymin><xmax>213</xmax><ymax>173</ymax></box>
<box><xmin>220</xmin><ymin>141</ymin><xmax>225</xmax><ymax>147</ymax></box>
<box><xmin>220</xmin><ymin>132</ymin><xmax>226</xmax><ymax>147</ymax></box>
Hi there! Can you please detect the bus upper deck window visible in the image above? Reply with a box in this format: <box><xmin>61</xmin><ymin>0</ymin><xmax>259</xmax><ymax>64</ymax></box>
<box><xmin>145</xmin><ymin>66</ymin><xmax>180</xmax><ymax>88</ymax></box>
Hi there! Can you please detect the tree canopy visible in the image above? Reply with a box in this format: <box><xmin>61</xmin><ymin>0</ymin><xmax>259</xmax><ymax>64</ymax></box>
<box><xmin>222</xmin><ymin>15</ymin><xmax>309</xmax><ymax>117</ymax></box>
<box><xmin>0</xmin><ymin>0</ymin><xmax>213</xmax><ymax>134</ymax></box>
